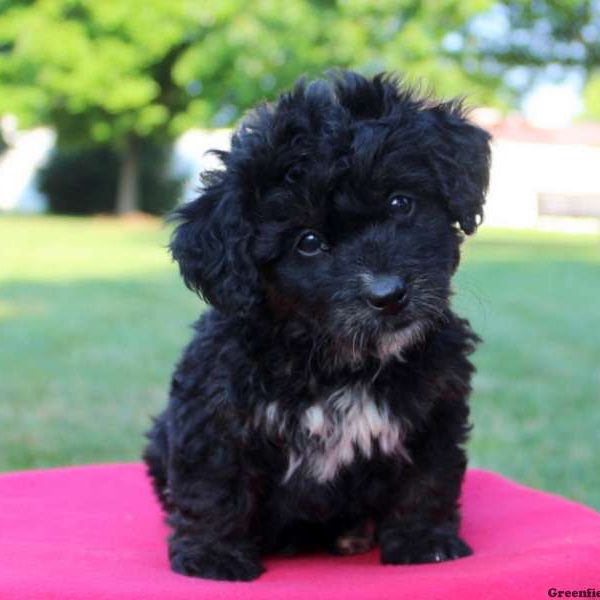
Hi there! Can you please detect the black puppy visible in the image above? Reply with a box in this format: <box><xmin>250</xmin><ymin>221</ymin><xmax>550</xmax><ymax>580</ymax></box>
<box><xmin>144</xmin><ymin>71</ymin><xmax>491</xmax><ymax>581</ymax></box>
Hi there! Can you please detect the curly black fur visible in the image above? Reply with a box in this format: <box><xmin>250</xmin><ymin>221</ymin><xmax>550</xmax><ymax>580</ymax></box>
<box><xmin>143</xmin><ymin>71</ymin><xmax>491</xmax><ymax>581</ymax></box>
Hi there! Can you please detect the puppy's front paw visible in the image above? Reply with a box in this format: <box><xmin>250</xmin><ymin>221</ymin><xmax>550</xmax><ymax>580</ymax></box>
<box><xmin>169</xmin><ymin>539</ymin><xmax>265</xmax><ymax>581</ymax></box>
<box><xmin>380</xmin><ymin>529</ymin><xmax>472</xmax><ymax>565</ymax></box>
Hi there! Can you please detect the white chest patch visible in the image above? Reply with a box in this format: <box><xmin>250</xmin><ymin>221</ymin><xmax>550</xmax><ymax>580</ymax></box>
<box><xmin>283</xmin><ymin>386</ymin><xmax>409</xmax><ymax>484</ymax></box>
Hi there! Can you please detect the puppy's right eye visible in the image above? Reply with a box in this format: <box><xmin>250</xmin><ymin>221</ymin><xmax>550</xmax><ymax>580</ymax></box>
<box><xmin>388</xmin><ymin>194</ymin><xmax>414</xmax><ymax>215</ymax></box>
<box><xmin>295</xmin><ymin>231</ymin><xmax>329</xmax><ymax>257</ymax></box>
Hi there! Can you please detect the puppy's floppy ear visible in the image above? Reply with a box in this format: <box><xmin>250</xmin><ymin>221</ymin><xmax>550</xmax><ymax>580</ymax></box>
<box><xmin>427</xmin><ymin>100</ymin><xmax>492</xmax><ymax>235</ymax></box>
<box><xmin>169</xmin><ymin>176</ymin><xmax>260</xmax><ymax>315</ymax></box>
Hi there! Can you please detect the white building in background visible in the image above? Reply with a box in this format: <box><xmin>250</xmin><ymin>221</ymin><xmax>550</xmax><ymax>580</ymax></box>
<box><xmin>473</xmin><ymin>110</ymin><xmax>600</xmax><ymax>233</ymax></box>
<box><xmin>1</xmin><ymin>112</ymin><xmax>600</xmax><ymax>233</ymax></box>
<box><xmin>0</xmin><ymin>117</ymin><xmax>55</xmax><ymax>212</ymax></box>
<box><xmin>173</xmin><ymin>128</ymin><xmax>231</xmax><ymax>203</ymax></box>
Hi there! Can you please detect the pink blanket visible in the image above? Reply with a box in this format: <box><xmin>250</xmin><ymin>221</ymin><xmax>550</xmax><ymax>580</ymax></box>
<box><xmin>1</xmin><ymin>464</ymin><xmax>598</xmax><ymax>599</ymax></box>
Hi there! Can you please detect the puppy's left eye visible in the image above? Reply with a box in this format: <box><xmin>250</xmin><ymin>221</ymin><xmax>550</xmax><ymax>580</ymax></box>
<box><xmin>295</xmin><ymin>231</ymin><xmax>329</xmax><ymax>257</ymax></box>
<box><xmin>388</xmin><ymin>195</ymin><xmax>414</xmax><ymax>216</ymax></box>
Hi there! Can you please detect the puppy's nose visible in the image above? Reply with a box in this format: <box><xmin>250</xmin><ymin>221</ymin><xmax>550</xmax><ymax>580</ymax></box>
<box><xmin>365</xmin><ymin>276</ymin><xmax>407</xmax><ymax>312</ymax></box>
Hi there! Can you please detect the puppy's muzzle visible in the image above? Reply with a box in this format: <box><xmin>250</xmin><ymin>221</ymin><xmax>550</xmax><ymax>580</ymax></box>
<box><xmin>364</xmin><ymin>275</ymin><xmax>407</xmax><ymax>315</ymax></box>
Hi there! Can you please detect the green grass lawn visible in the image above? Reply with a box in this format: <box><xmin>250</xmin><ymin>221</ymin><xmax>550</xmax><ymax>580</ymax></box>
<box><xmin>1</xmin><ymin>215</ymin><xmax>599</xmax><ymax>509</ymax></box>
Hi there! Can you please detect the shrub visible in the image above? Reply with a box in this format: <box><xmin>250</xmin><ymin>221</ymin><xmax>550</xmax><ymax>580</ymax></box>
<box><xmin>39</xmin><ymin>147</ymin><xmax>119</xmax><ymax>215</ymax></box>
<box><xmin>38</xmin><ymin>143</ymin><xmax>184</xmax><ymax>215</ymax></box>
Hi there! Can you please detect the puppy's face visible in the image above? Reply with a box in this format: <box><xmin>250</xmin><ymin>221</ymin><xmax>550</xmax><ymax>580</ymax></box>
<box><xmin>171</xmin><ymin>73</ymin><xmax>491</xmax><ymax>362</ymax></box>
<box><xmin>254</xmin><ymin>144</ymin><xmax>464</xmax><ymax>362</ymax></box>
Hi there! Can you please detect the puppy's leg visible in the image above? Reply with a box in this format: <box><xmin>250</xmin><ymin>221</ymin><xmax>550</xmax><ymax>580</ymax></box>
<box><xmin>378</xmin><ymin>402</ymin><xmax>472</xmax><ymax>565</ymax></box>
<box><xmin>166</xmin><ymin>416</ymin><xmax>264</xmax><ymax>581</ymax></box>
<box><xmin>143</xmin><ymin>414</ymin><xmax>171</xmax><ymax>511</ymax></box>
<box><xmin>379</xmin><ymin>512</ymin><xmax>471</xmax><ymax>565</ymax></box>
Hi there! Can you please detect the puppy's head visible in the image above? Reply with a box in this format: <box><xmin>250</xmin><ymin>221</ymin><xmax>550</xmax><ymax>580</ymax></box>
<box><xmin>171</xmin><ymin>72</ymin><xmax>491</xmax><ymax>362</ymax></box>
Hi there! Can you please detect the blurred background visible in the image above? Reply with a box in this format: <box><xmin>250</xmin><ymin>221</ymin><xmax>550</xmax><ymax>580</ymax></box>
<box><xmin>0</xmin><ymin>1</ymin><xmax>598</xmax><ymax>509</ymax></box>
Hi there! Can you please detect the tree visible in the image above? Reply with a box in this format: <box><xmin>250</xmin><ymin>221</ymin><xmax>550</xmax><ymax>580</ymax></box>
<box><xmin>0</xmin><ymin>0</ymin><xmax>498</xmax><ymax>213</ymax></box>
<box><xmin>0</xmin><ymin>1</ymin><xmax>203</xmax><ymax>213</ymax></box>
<box><xmin>451</xmin><ymin>1</ymin><xmax>600</xmax><ymax>119</ymax></box>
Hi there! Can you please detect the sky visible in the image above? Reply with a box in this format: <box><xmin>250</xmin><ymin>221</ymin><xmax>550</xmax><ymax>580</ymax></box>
<box><xmin>522</xmin><ymin>79</ymin><xmax>583</xmax><ymax>128</ymax></box>
<box><xmin>468</xmin><ymin>4</ymin><xmax>588</xmax><ymax>128</ymax></box>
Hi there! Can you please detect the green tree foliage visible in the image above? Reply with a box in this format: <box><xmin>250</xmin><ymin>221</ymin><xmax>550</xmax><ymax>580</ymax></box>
<box><xmin>0</xmin><ymin>0</ymin><xmax>498</xmax><ymax>213</ymax></box>
<box><xmin>452</xmin><ymin>1</ymin><xmax>600</xmax><ymax>120</ymax></box>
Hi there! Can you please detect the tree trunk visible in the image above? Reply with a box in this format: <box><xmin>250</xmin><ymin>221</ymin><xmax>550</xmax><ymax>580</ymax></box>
<box><xmin>116</xmin><ymin>136</ymin><xmax>139</xmax><ymax>215</ymax></box>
